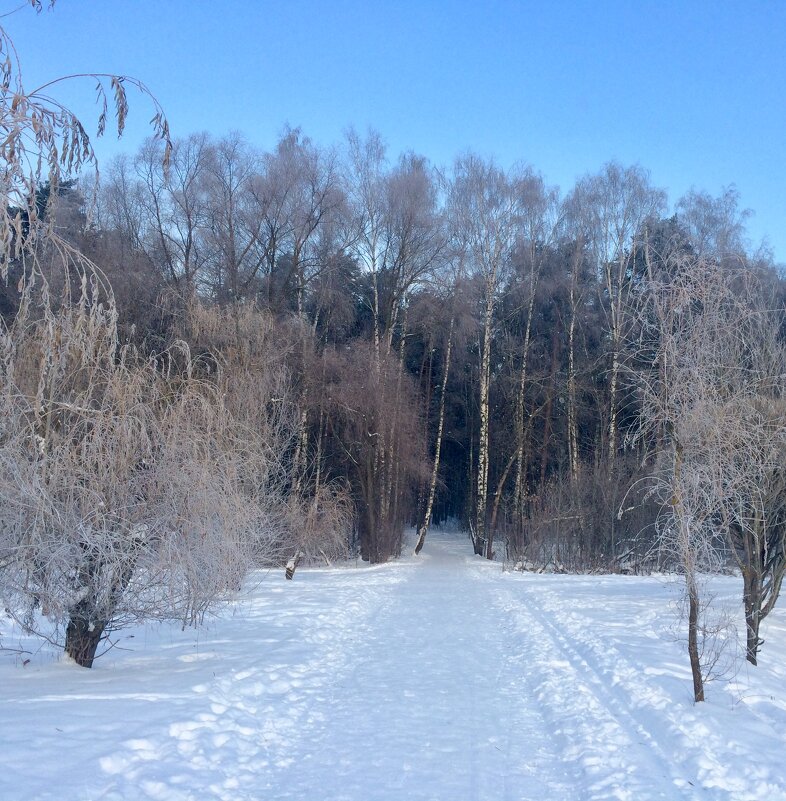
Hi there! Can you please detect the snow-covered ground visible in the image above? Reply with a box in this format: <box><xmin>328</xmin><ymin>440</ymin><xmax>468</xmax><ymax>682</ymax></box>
<box><xmin>3</xmin><ymin>529</ymin><xmax>786</xmax><ymax>800</ymax></box>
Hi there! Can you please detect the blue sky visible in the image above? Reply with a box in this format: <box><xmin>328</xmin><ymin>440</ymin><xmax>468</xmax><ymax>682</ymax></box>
<box><xmin>7</xmin><ymin>0</ymin><xmax>786</xmax><ymax>261</ymax></box>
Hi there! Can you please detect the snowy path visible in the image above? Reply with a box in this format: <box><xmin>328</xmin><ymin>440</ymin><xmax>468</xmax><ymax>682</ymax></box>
<box><xmin>4</xmin><ymin>530</ymin><xmax>786</xmax><ymax>800</ymax></box>
<box><xmin>267</xmin><ymin>535</ymin><xmax>573</xmax><ymax>800</ymax></box>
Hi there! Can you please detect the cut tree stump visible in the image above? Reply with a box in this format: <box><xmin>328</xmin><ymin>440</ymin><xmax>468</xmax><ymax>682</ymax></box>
<box><xmin>285</xmin><ymin>551</ymin><xmax>304</xmax><ymax>580</ymax></box>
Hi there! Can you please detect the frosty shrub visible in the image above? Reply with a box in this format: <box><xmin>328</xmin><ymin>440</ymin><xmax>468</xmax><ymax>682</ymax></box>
<box><xmin>508</xmin><ymin>455</ymin><xmax>658</xmax><ymax>572</ymax></box>
<box><xmin>0</xmin><ymin>297</ymin><xmax>289</xmax><ymax>666</ymax></box>
<box><xmin>0</xmin><ymin>4</ymin><xmax>356</xmax><ymax>667</ymax></box>
<box><xmin>179</xmin><ymin>301</ymin><xmax>356</xmax><ymax>567</ymax></box>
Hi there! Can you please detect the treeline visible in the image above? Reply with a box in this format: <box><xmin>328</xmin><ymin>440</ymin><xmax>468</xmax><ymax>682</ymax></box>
<box><xmin>3</xmin><ymin>124</ymin><xmax>786</xmax><ymax>681</ymax></box>
<box><xmin>90</xmin><ymin>129</ymin><xmax>784</xmax><ymax>564</ymax></box>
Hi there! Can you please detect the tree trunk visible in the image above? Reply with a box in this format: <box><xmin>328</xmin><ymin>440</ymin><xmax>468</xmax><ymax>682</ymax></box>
<box><xmin>539</xmin><ymin>327</ymin><xmax>560</xmax><ymax>486</ymax></box>
<box><xmin>382</xmin><ymin>307</ymin><xmax>408</xmax><ymax>527</ymax></box>
<box><xmin>567</xmin><ymin>253</ymin><xmax>580</xmax><ymax>484</ymax></box>
<box><xmin>292</xmin><ymin>408</ymin><xmax>309</xmax><ymax>495</ymax></box>
<box><xmin>64</xmin><ymin>601</ymin><xmax>107</xmax><ymax>669</ymax></box>
<box><xmin>415</xmin><ymin>316</ymin><xmax>453</xmax><ymax>555</ymax></box>
<box><xmin>743</xmin><ymin>568</ymin><xmax>762</xmax><ymax>666</ymax></box>
<box><xmin>476</xmin><ymin>295</ymin><xmax>493</xmax><ymax>557</ymax></box>
<box><xmin>415</xmin><ymin>338</ymin><xmax>435</xmax><ymax>524</ymax></box>
<box><xmin>64</xmin><ymin>549</ymin><xmax>141</xmax><ymax>668</ymax></box>
<box><xmin>605</xmin><ymin>252</ymin><xmax>627</xmax><ymax>470</ymax></box>
<box><xmin>687</xmin><ymin>574</ymin><xmax>704</xmax><ymax>702</ymax></box>
<box><xmin>513</xmin><ymin>274</ymin><xmax>538</xmax><ymax>520</ymax></box>
<box><xmin>293</xmin><ymin>244</ymin><xmax>304</xmax><ymax>319</ymax></box>
<box><xmin>360</xmin><ymin>451</ymin><xmax>376</xmax><ymax>562</ymax></box>
<box><xmin>371</xmin><ymin>259</ymin><xmax>382</xmax><ymax>364</ymax></box>
<box><xmin>490</xmin><ymin>450</ymin><xmax>517</xmax><ymax>541</ymax></box>
<box><xmin>608</xmin><ymin>344</ymin><xmax>620</xmax><ymax>468</ymax></box>
<box><xmin>674</xmin><ymin>442</ymin><xmax>704</xmax><ymax>702</ymax></box>
<box><xmin>285</xmin><ymin>551</ymin><xmax>304</xmax><ymax>580</ymax></box>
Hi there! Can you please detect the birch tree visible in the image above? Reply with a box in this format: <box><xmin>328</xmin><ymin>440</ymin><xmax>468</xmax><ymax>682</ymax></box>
<box><xmin>448</xmin><ymin>155</ymin><xmax>523</xmax><ymax>557</ymax></box>
<box><xmin>505</xmin><ymin>173</ymin><xmax>561</xmax><ymax>540</ymax></box>
<box><xmin>345</xmin><ymin>131</ymin><xmax>443</xmax><ymax>355</ymax></box>
<box><xmin>676</xmin><ymin>186</ymin><xmax>751</xmax><ymax>262</ymax></box>
<box><xmin>345</xmin><ymin>129</ymin><xmax>389</xmax><ymax>360</ymax></box>
<box><xmin>567</xmin><ymin>163</ymin><xmax>666</xmax><ymax>469</ymax></box>
<box><xmin>414</xmin><ymin>279</ymin><xmax>457</xmax><ymax>555</ymax></box>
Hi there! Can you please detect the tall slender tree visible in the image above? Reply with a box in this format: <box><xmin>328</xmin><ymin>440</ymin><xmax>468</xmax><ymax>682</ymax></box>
<box><xmin>448</xmin><ymin>155</ymin><xmax>523</xmax><ymax>557</ymax></box>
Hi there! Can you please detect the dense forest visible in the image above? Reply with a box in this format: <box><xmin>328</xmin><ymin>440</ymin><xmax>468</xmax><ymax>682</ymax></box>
<box><xmin>2</xmin><ymin>12</ymin><xmax>785</xmax><ymax>704</ymax></box>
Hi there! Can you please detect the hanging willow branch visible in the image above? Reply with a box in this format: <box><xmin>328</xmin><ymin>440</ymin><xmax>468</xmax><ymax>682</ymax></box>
<box><xmin>0</xmin><ymin>4</ymin><xmax>171</xmax><ymax>288</ymax></box>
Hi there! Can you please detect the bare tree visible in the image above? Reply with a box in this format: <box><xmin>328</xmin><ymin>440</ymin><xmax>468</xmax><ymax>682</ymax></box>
<box><xmin>633</xmin><ymin>253</ymin><xmax>785</xmax><ymax>698</ymax></box>
<box><xmin>202</xmin><ymin>133</ymin><xmax>266</xmax><ymax>303</ymax></box>
<box><xmin>345</xmin><ymin>130</ymin><xmax>444</xmax><ymax>355</ymax></box>
<box><xmin>718</xmin><ymin>282</ymin><xmax>786</xmax><ymax>665</ymax></box>
<box><xmin>494</xmin><ymin>172</ymin><xmax>561</xmax><ymax>544</ymax></box>
<box><xmin>247</xmin><ymin>129</ymin><xmax>297</xmax><ymax>313</ymax></box>
<box><xmin>0</xmin><ymin>296</ymin><xmax>341</xmax><ymax>666</ymax></box>
<box><xmin>414</xmin><ymin>293</ymin><xmax>454</xmax><ymax>556</ymax></box>
<box><xmin>676</xmin><ymin>186</ymin><xmax>751</xmax><ymax>262</ymax></box>
<box><xmin>0</xmin><ymin>8</ymin><xmax>308</xmax><ymax>668</ymax></box>
<box><xmin>0</xmin><ymin>6</ymin><xmax>169</xmax><ymax>668</ymax></box>
<box><xmin>106</xmin><ymin>134</ymin><xmax>212</xmax><ymax>299</ymax></box>
<box><xmin>448</xmin><ymin>155</ymin><xmax>522</xmax><ymax>557</ymax></box>
<box><xmin>320</xmin><ymin>341</ymin><xmax>426</xmax><ymax>562</ymax></box>
<box><xmin>254</xmin><ymin>127</ymin><xmax>345</xmax><ymax>317</ymax></box>
<box><xmin>567</xmin><ymin>163</ymin><xmax>666</xmax><ymax>471</ymax></box>
<box><xmin>344</xmin><ymin>129</ymin><xmax>389</xmax><ymax>359</ymax></box>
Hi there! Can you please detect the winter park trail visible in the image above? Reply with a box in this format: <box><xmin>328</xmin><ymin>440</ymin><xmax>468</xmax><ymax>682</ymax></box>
<box><xmin>4</xmin><ymin>531</ymin><xmax>786</xmax><ymax>800</ymax></box>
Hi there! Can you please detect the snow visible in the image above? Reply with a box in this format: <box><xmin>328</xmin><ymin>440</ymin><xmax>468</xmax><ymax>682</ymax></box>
<box><xmin>3</xmin><ymin>529</ymin><xmax>786</xmax><ymax>800</ymax></box>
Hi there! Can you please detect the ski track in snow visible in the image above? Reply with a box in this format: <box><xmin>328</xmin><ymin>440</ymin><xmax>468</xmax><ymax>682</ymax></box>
<box><xmin>3</xmin><ymin>530</ymin><xmax>786</xmax><ymax>800</ymax></box>
<box><xmin>492</xmin><ymin>575</ymin><xmax>703</xmax><ymax>799</ymax></box>
<box><xmin>508</xmin><ymin>575</ymin><xmax>786</xmax><ymax>800</ymax></box>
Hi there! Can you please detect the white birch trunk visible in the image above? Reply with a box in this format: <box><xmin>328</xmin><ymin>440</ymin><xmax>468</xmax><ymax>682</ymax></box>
<box><xmin>568</xmin><ymin>257</ymin><xmax>579</xmax><ymax>485</ymax></box>
<box><xmin>415</xmin><ymin>315</ymin><xmax>454</xmax><ymax>554</ymax></box>
<box><xmin>476</xmin><ymin>290</ymin><xmax>493</xmax><ymax>556</ymax></box>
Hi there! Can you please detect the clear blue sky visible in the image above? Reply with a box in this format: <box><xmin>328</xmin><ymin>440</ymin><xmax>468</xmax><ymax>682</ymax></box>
<box><xmin>7</xmin><ymin>0</ymin><xmax>786</xmax><ymax>261</ymax></box>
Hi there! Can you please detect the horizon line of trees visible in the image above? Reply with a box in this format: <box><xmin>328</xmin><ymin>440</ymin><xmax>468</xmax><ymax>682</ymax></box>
<box><xmin>4</xmin><ymin>120</ymin><xmax>786</xmax><ymax>697</ymax></box>
<box><xmin>87</xmin><ymin>125</ymin><xmax>783</xmax><ymax>545</ymax></box>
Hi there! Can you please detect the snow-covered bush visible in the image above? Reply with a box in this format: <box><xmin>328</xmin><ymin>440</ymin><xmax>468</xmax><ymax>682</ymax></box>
<box><xmin>0</xmin><ymin>298</ymin><xmax>296</xmax><ymax>666</ymax></box>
